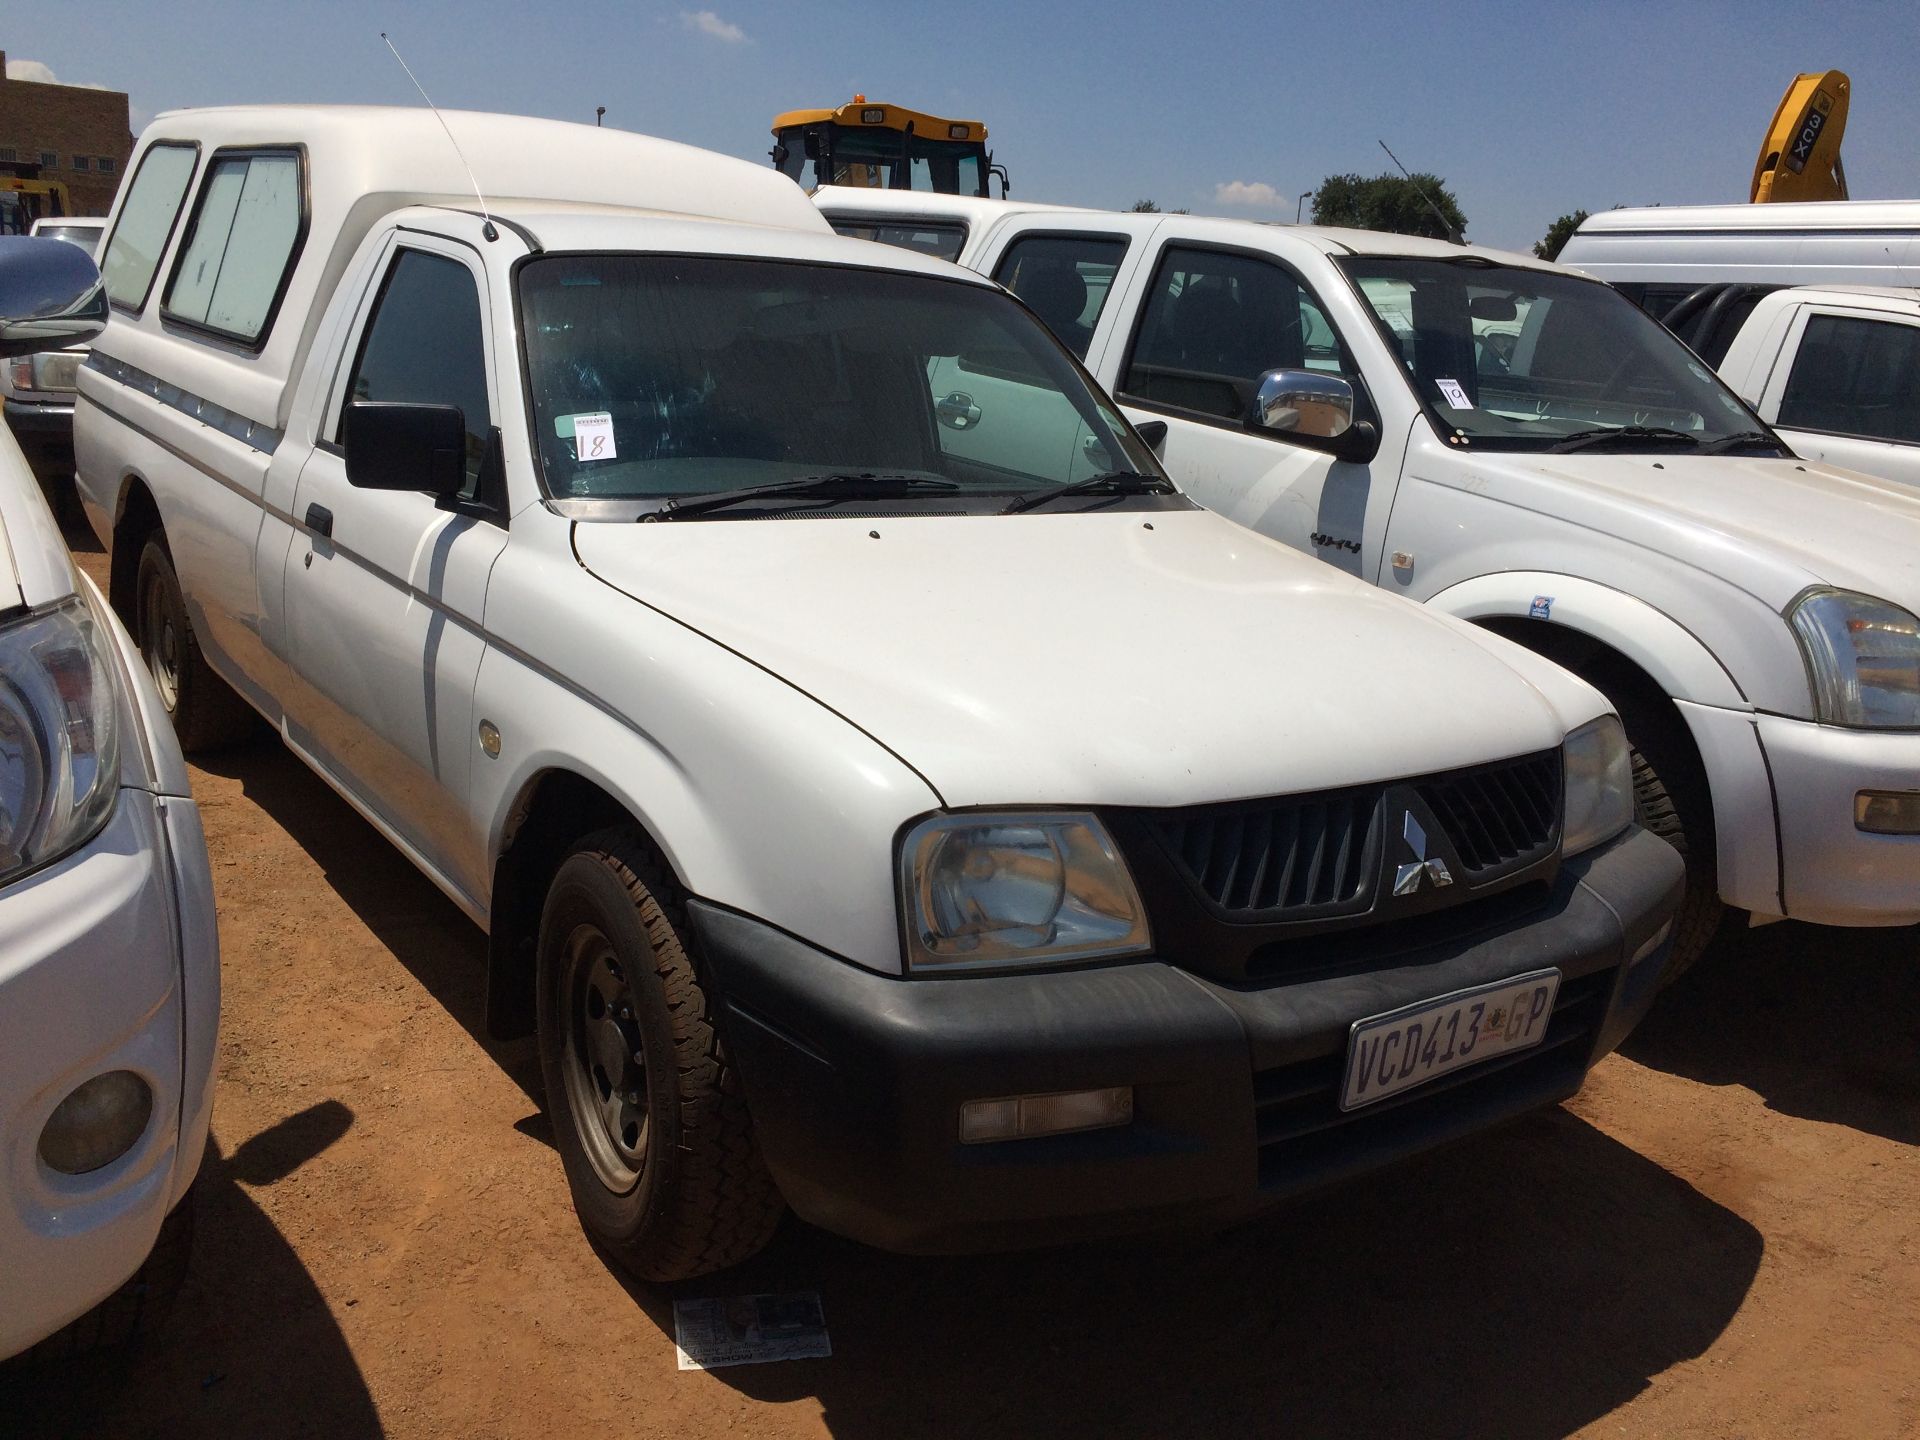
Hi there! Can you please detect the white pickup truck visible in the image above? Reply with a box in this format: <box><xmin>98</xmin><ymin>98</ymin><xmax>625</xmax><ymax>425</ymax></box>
<box><xmin>819</xmin><ymin>189</ymin><xmax>1920</xmax><ymax>969</ymax></box>
<box><xmin>74</xmin><ymin>107</ymin><xmax>1681</xmax><ymax>1281</ymax></box>
<box><xmin>1710</xmin><ymin>286</ymin><xmax>1920</xmax><ymax>489</ymax></box>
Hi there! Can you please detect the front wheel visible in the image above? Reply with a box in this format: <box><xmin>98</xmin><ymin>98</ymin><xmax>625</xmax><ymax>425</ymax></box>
<box><xmin>535</xmin><ymin>830</ymin><xmax>783</xmax><ymax>1282</ymax></box>
<box><xmin>1620</xmin><ymin>718</ymin><xmax>1725</xmax><ymax>985</ymax></box>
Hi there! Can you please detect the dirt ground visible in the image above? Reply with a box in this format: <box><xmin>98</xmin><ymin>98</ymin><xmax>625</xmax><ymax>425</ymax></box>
<box><xmin>6</xmin><ymin>519</ymin><xmax>1919</xmax><ymax>1439</ymax></box>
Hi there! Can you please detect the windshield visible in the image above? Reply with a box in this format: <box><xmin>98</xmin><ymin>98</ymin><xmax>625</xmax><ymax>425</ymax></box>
<box><xmin>519</xmin><ymin>254</ymin><xmax>1161</xmax><ymax>511</ymax></box>
<box><xmin>1337</xmin><ymin>257</ymin><xmax>1772</xmax><ymax>451</ymax></box>
<box><xmin>35</xmin><ymin>223</ymin><xmax>105</xmax><ymax>255</ymax></box>
<box><xmin>822</xmin><ymin>129</ymin><xmax>984</xmax><ymax>196</ymax></box>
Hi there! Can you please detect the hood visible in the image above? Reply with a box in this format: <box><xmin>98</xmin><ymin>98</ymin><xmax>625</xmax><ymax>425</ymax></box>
<box><xmin>573</xmin><ymin>509</ymin><xmax>1591</xmax><ymax>809</ymax></box>
<box><xmin>1426</xmin><ymin>448</ymin><xmax>1920</xmax><ymax>610</ymax></box>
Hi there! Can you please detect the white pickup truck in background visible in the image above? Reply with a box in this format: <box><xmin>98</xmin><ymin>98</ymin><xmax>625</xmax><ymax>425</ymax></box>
<box><xmin>1555</xmin><ymin>202</ymin><xmax>1920</xmax><ymax>487</ymax></box>
<box><xmin>1712</xmin><ymin>286</ymin><xmax>1920</xmax><ymax>489</ymax></box>
<box><xmin>820</xmin><ymin>189</ymin><xmax>1920</xmax><ymax>972</ymax></box>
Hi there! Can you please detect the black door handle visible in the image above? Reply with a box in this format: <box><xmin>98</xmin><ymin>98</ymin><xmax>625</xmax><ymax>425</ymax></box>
<box><xmin>304</xmin><ymin>503</ymin><xmax>333</xmax><ymax>539</ymax></box>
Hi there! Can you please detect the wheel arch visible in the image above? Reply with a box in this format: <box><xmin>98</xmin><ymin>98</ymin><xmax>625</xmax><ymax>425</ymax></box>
<box><xmin>1432</xmin><ymin>574</ymin><xmax>1783</xmax><ymax>915</ymax></box>
<box><xmin>107</xmin><ymin>471</ymin><xmax>164</xmax><ymax>626</ymax></box>
<box><xmin>484</xmin><ymin>766</ymin><xmax>684</xmax><ymax>1041</ymax></box>
<box><xmin>1425</xmin><ymin>573</ymin><xmax>1746</xmax><ymax>709</ymax></box>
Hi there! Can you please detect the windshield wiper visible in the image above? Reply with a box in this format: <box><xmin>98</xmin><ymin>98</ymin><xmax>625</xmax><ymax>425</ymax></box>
<box><xmin>1001</xmin><ymin>471</ymin><xmax>1176</xmax><ymax>515</ymax></box>
<box><xmin>1696</xmin><ymin>429</ymin><xmax>1787</xmax><ymax>455</ymax></box>
<box><xmin>1548</xmin><ymin>425</ymin><xmax>1703</xmax><ymax>454</ymax></box>
<box><xmin>643</xmin><ymin>472</ymin><xmax>959</xmax><ymax>521</ymax></box>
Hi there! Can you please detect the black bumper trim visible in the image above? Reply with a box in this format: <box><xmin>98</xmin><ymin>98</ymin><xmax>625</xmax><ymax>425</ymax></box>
<box><xmin>688</xmin><ymin>826</ymin><xmax>1683</xmax><ymax>1255</ymax></box>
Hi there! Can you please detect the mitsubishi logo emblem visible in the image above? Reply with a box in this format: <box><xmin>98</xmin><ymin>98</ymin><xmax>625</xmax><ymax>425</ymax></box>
<box><xmin>1394</xmin><ymin>811</ymin><xmax>1454</xmax><ymax>896</ymax></box>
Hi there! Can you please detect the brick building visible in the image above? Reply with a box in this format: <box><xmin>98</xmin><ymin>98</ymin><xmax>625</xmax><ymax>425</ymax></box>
<box><xmin>0</xmin><ymin>49</ymin><xmax>134</xmax><ymax>217</ymax></box>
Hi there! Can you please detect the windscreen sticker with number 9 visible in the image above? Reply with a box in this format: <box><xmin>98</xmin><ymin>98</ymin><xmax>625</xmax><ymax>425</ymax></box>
<box><xmin>563</xmin><ymin>411</ymin><xmax>617</xmax><ymax>462</ymax></box>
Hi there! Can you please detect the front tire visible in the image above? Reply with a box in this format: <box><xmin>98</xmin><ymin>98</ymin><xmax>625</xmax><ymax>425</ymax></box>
<box><xmin>535</xmin><ymin>830</ymin><xmax>783</xmax><ymax>1282</ymax></box>
<box><xmin>1619</xmin><ymin>711</ymin><xmax>1725</xmax><ymax>984</ymax></box>
<box><xmin>134</xmin><ymin>537</ymin><xmax>252</xmax><ymax>753</ymax></box>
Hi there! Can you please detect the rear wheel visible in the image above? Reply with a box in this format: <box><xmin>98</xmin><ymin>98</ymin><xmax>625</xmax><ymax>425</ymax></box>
<box><xmin>135</xmin><ymin>537</ymin><xmax>252</xmax><ymax>753</ymax></box>
<box><xmin>535</xmin><ymin>829</ymin><xmax>783</xmax><ymax>1282</ymax></box>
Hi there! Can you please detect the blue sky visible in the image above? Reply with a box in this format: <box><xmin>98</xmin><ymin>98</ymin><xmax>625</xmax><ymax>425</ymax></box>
<box><xmin>12</xmin><ymin>0</ymin><xmax>1920</xmax><ymax>251</ymax></box>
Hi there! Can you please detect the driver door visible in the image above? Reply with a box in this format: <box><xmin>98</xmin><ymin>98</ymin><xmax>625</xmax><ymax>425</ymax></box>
<box><xmin>1104</xmin><ymin>242</ymin><xmax>1386</xmax><ymax>579</ymax></box>
<box><xmin>281</xmin><ymin>227</ymin><xmax>508</xmax><ymax>906</ymax></box>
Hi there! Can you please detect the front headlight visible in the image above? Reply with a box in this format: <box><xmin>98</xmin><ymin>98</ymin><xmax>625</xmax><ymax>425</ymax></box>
<box><xmin>0</xmin><ymin>597</ymin><xmax>122</xmax><ymax>884</ymax></box>
<box><xmin>899</xmin><ymin>811</ymin><xmax>1150</xmax><ymax>972</ymax></box>
<box><xmin>1789</xmin><ymin>589</ymin><xmax>1920</xmax><ymax>728</ymax></box>
<box><xmin>1563</xmin><ymin>715</ymin><xmax>1634</xmax><ymax>856</ymax></box>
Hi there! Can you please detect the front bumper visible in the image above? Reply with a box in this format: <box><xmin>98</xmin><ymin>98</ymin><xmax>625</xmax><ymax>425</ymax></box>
<box><xmin>1760</xmin><ymin>712</ymin><xmax>1920</xmax><ymax>926</ymax></box>
<box><xmin>3</xmin><ymin>396</ymin><xmax>76</xmax><ymax>445</ymax></box>
<box><xmin>691</xmin><ymin>827</ymin><xmax>1681</xmax><ymax>1255</ymax></box>
<box><xmin>0</xmin><ymin>787</ymin><xmax>217</xmax><ymax>1361</ymax></box>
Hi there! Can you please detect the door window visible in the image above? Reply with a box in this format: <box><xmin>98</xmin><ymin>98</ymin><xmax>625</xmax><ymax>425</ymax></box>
<box><xmin>99</xmin><ymin>142</ymin><xmax>198</xmax><ymax>311</ymax></box>
<box><xmin>339</xmin><ymin>249</ymin><xmax>493</xmax><ymax>494</ymax></box>
<box><xmin>991</xmin><ymin>233</ymin><xmax>1129</xmax><ymax>360</ymax></box>
<box><xmin>1121</xmin><ymin>246</ymin><xmax>1347</xmax><ymax>421</ymax></box>
<box><xmin>163</xmin><ymin>149</ymin><xmax>304</xmax><ymax>344</ymax></box>
<box><xmin>1777</xmin><ymin>313</ymin><xmax>1920</xmax><ymax>444</ymax></box>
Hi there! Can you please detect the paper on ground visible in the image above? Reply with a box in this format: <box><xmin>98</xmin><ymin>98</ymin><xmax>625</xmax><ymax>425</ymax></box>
<box><xmin>674</xmin><ymin>1292</ymin><xmax>831</xmax><ymax>1370</ymax></box>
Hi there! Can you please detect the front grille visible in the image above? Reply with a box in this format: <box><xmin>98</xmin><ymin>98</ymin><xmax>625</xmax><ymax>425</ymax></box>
<box><xmin>1154</xmin><ymin>788</ymin><xmax>1374</xmax><ymax>918</ymax></box>
<box><xmin>1252</xmin><ymin>967</ymin><xmax>1614</xmax><ymax>1191</ymax></box>
<box><xmin>1416</xmin><ymin>751</ymin><xmax>1561</xmax><ymax>878</ymax></box>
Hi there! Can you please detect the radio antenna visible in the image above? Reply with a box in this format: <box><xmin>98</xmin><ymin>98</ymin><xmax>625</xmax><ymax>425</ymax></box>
<box><xmin>1378</xmin><ymin>138</ymin><xmax>1462</xmax><ymax>245</ymax></box>
<box><xmin>381</xmin><ymin>31</ymin><xmax>498</xmax><ymax>241</ymax></box>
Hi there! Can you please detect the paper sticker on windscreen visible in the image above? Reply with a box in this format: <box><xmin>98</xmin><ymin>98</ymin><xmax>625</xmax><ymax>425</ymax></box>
<box><xmin>569</xmin><ymin>411</ymin><xmax>616</xmax><ymax>462</ymax></box>
<box><xmin>1435</xmin><ymin>378</ymin><xmax>1472</xmax><ymax>409</ymax></box>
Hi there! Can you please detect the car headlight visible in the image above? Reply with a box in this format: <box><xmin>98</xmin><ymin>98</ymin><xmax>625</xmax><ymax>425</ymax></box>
<box><xmin>0</xmin><ymin>597</ymin><xmax>122</xmax><ymax>884</ymax></box>
<box><xmin>1788</xmin><ymin>589</ymin><xmax>1920</xmax><ymax>728</ymax></box>
<box><xmin>899</xmin><ymin>811</ymin><xmax>1150</xmax><ymax>972</ymax></box>
<box><xmin>1563</xmin><ymin>716</ymin><xmax>1633</xmax><ymax>856</ymax></box>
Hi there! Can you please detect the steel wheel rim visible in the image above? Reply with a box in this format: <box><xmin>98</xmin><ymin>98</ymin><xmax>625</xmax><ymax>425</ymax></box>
<box><xmin>559</xmin><ymin>922</ymin><xmax>649</xmax><ymax>1193</ymax></box>
<box><xmin>140</xmin><ymin>570</ymin><xmax>181</xmax><ymax>713</ymax></box>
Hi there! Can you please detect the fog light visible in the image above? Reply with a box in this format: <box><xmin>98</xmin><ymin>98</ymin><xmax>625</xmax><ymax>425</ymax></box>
<box><xmin>959</xmin><ymin>1087</ymin><xmax>1132</xmax><ymax>1144</ymax></box>
<box><xmin>38</xmin><ymin>1070</ymin><xmax>153</xmax><ymax>1175</ymax></box>
<box><xmin>1856</xmin><ymin>791</ymin><xmax>1920</xmax><ymax>835</ymax></box>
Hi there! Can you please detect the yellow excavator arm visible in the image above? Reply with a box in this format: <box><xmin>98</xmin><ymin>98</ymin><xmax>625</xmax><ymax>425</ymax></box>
<box><xmin>1752</xmin><ymin>70</ymin><xmax>1850</xmax><ymax>203</ymax></box>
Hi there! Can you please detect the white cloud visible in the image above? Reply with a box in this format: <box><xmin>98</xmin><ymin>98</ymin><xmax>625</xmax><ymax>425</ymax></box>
<box><xmin>6</xmin><ymin>57</ymin><xmax>110</xmax><ymax>89</ymax></box>
<box><xmin>680</xmin><ymin>10</ymin><xmax>747</xmax><ymax>42</ymax></box>
<box><xmin>1214</xmin><ymin>180</ymin><xmax>1284</xmax><ymax>209</ymax></box>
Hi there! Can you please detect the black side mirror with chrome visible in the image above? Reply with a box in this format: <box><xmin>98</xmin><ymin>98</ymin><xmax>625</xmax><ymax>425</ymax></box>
<box><xmin>1248</xmin><ymin>368</ymin><xmax>1380</xmax><ymax>464</ymax></box>
<box><xmin>343</xmin><ymin>400</ymin><xmax>468</xmax><ymax>497</ymax></box>
<box><xmin>0</xmin><ymin>236</ymin><xmax>107</xmax><ymax>359</ymax></box>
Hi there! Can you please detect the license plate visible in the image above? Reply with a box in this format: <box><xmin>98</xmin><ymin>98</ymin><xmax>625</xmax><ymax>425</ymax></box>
<box><xmin>1340</xmin><ymin>970</ymin><xmax>1560</xmax><ymax>1111</ymax></box>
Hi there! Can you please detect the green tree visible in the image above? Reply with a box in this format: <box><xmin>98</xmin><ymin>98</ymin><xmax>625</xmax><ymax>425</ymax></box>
<box><xmin>1130</xmin><ymin>199</ymin><xmax>1188</xmax><ymax>213</ymax></box>
<box><xmin>1534</xmin><ymin>210</ymin><xmax>1590</xmax><ymax>261</ymax></box>
<box><xmin>1311</xmin><ymin>173</ymin><xmax>1466</xmax><ymax>241</ymax></box>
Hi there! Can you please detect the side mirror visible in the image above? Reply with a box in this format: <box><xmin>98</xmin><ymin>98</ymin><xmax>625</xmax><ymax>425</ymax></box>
<box><xmin>1134</xmin><ymin>419</ymin><xmax>1168</xmax><ymax>455</ymax></box>
<box><xmin>0</xmin><ymin>236</ymin><xmax>107</xmax><ymax>358</ymax></box>
<box><xmin>343</xmin><ymin>401</ymin><xmax>467</xmax><ymax>496</ymax></box>
<box><xmin>1249</xmin><ymin>368</ymin><xmax>1379</xmax><ymax>463</ymax></box>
